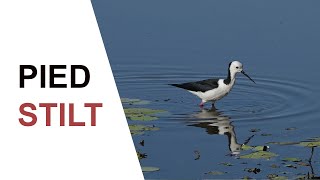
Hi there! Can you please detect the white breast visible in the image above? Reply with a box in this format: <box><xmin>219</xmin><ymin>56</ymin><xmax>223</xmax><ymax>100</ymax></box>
<box><xmin>189</xmin><ymin>79</ymin><xmax>235</xmax><ymax>102</ymax></box>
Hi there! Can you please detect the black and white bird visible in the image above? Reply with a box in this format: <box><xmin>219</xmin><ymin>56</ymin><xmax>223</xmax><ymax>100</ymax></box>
<box><xmin>170</xmin><ymin>61</ymin><xmax>255</xmax><ymax>107</ymax></box>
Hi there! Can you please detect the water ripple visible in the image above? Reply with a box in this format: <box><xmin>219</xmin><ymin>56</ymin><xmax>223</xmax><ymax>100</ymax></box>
<box><xmin>114</xmin><ymin>65</ymin><xmax>319</xmax><ymax>124</ymax></box>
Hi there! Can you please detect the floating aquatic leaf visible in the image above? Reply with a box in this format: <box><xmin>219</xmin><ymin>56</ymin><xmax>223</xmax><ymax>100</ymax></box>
<box><xmin>129</xmin><ymin>124</ymin><xmax>159</xmax><ymax>135</ymax></box>
<box><xmin>241</xmin><ymin>145</ymin><xmax>268</xmax><ymax>151</ymax></box>
<box><xmin>267</xmin><ymin>174</ymin><xmax>288</xmax><ymax>180</ymax></box>
<box><xmin>267</xmin><ymin>142</ymin><xmax>299</xmax><ymax>146</ymax></box>
<box><xmin>254</xmin><ymin>146</ymin><xmax>268</xmax><ymax>151</ymax></box>
<box><xmin>241</xmin><ymin>144</ymin><xmax>253</xmax><ymax>151</ymax></box>
<box><xmin>121</xmin><ymin>98</ymin><xmax>150</xmax><ymax>105</ymax></box>
<box><xmin>219</xmin><ymin>162</ymin><xmax>233</xmax><ymax>166</ymax></box>
<box><xmin>267</xmin><ymin>140</ymin><xmax>320</xmax><ymax>147</ymax></box>
<box><xmin>282</xmin><ymin>157</ymin><xmax>301</xmax><ymax>162</ymax></box>
<box><xmin>298</xmin><ymin>141</ymin><xmax>320</xmax><ymax>147</ymax></box>
<box><xmin>124</xmin><ymin>108</ymin><xmax>165</xmax><ymax>115</ymax></box>
<box><xmin>129</xmin><ymin>124</ymin><xmax>160</xmax><ymax>131</ymax></box>
<box><xmin>261</xmin><ymin>133</ymin><xmax>272</xmax><ymax>136</ymax></box>
<box><xmin>295</xmin><ymin>175</ymin><xmax>308</xmax><ymax>180</ymax></box>
<box><xmin>205</xmin><ymin>171</ymin><xmax>225</xmax><ymax>175</ymax></box>
<box><xmin>130</xmin><ymin>130</ymin><xmax>144</xmax><ymax>136</ymax></box>
<box><xmin>128</xmin><ymin>115</ymin><xmax>158</xmax><ymax>121</ymax></box>
<box><xmin>124</xmin><ymin>108</ymin><xmax>165</xmax><ymax>121</ymax></box>
<box><xmin>267</xmin><ymin>174</ymin><xmax>278</xmax><ymax>179</ymax></box>
<box><xmin>240</xmin><ymin>151</ymin><xmax>277</xmax><ymax>159</ymax></box>
<box><xmin>121</xmin><ymin>98</ymin><xmax>140</xmax><ymax>103</ymax></box>
<box><xmin>141</xmin><ymin>166</ymin><xmax>160</xmax><ymax>172</ymax></box>
<box><xmin>273</xmin><ymin>176</ymin><xmax>288</xmax><ymax>180</ymax></box>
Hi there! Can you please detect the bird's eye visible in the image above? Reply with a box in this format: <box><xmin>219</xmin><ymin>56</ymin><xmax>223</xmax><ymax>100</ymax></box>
<box><xmin>236</xmin><ymin>67</ymin><xmax>239</xmax><ymax>69</ymax></box>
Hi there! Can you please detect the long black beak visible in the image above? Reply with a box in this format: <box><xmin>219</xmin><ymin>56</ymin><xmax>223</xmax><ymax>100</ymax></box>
<box><xmin>241</xmin><ymin>70</ymin><xmax>256</xmax><ymax>84</ymax></box>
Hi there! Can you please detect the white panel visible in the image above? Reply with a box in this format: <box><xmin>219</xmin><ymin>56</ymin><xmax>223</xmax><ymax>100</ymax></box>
<box><xmin>0</xmin><ymin>1</ymin><xmax>143</xmax><ymax>179</ymax></box>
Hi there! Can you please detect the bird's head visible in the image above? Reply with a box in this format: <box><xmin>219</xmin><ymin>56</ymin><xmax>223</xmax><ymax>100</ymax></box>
<box><xmin>229</xmin><ymin>61</ymin><xmax>256</xmax><ymax>84</ymax></box>
<box><xmin>229</xmin><ymin>61</ymin><xmax>243</xmax><ymax>74</ymax></box>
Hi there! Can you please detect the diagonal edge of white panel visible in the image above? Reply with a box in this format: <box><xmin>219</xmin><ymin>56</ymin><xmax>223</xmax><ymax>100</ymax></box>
<box><xmin>0</xmin><ymin>0</ymin><xmax>144</xmax><ymax>179</ymax></box>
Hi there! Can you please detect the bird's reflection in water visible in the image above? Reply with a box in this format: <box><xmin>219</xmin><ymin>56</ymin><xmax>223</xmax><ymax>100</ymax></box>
<box><xmin>188</xmin><ymin>107</ymin><xmax>242</xmax><ymax>155</ymax></box>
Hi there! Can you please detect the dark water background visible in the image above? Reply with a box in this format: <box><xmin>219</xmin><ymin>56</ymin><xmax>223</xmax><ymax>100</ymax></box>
<box><xmin>92</xmin><ymin>1</ymin><xmax>320</xmax><ymax>179</ymax></box>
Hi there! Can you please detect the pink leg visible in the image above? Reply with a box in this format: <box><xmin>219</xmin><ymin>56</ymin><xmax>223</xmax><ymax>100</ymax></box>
<box><xmin>199</xmin><ymin>101</ymin><xmax>205</xmax><ymax>107</ymax></box>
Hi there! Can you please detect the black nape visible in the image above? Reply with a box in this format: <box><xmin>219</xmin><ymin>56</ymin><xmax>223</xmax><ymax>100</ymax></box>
<box><xmin>224</xmin><ymin>67</ymin><xmax>231</xmax><ymax>85</ymax></box>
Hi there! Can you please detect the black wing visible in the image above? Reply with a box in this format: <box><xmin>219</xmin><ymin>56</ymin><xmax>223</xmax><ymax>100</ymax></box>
<box><xmin>170</xmin><ymin>79</ymin><xmax>219</xmax><ymax>92</ymax></box>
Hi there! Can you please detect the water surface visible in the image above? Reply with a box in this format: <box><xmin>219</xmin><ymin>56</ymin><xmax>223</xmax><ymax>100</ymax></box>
<box><xmin>92</xmin><ymin>1</ymin><xmax>320</xmax><ymax>179</ymax></box>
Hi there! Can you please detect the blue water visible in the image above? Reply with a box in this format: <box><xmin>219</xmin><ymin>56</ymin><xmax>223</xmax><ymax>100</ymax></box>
<box><xmin>92</xmin><ymin>1</ymin><xmax>320</xmax><ymax>179</ymax></box>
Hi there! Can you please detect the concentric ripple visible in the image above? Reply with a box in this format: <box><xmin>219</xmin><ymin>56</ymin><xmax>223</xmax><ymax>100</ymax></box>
<box><xmin>114</xmin><ymin>64</ymin><xmax>319</xmax><ymax>124</ymax></box>
<box><xmin>221</xmin><ymin>76</ymin><xmax>318</xmax><ymax>122</ymax></box>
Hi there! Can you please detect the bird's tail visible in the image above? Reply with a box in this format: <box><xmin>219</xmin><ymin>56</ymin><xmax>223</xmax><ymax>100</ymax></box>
<box><xmin>169</xmin><ymin>84</ymin><xmax>183</xmax><ymax>88</ymax></box>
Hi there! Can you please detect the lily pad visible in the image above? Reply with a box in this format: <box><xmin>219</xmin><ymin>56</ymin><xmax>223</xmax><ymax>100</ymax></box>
<box><xmin>298</xmin><ymin>141</ymin><xmax>320</xmax><ymax>147</ymax></box>
<box><xmin>124</xmin><ymin>108</ymin><xmax>164</xmax><ymax>115</ymax></box>
<box><xmin>267</xmin><ymin>174</ymin><xmax>288</xmax><ymax>180</ymax></box>
<box><xmin>141</xmin><ymin>166</ymin><xmax>160</xmax><ymax>172</ymax></box>
<box><xmin>241</xmin><ymin>144</ymin><xmax>253</xmax><ymax>151</ymax></box>
<box><xmin>275</xmin><ymin>177</ymin><xmax>288</xmax><ymax>180</ymax></box>
<box><xmin>129</xmin><ymin>124</ymin><xmax>159</xmax><ymax>135</ymax></box>
<box><xmin>219</xmin><ymin>162</ymin><xmax>233</xmax><ymax>166</ymax></box>
<box><xmin>205</xmin><ymin>171</ymin><xmax>225</xmax><ymax>175</ymax></box>
<box><xmin>124</xmin><ymin>108</ymin><xmax>165</xmax><ymax>121</ymax></box>
<box><xmin>267</xmin><ymin>142</ymin><xmax>299</xmax><ymax>146</ymax></box>
<box><xmin>255</xmin><ymin>146</ymin><xmax>268</xmax><ymax>151</ymax></box>
<box><xmin>296</xmin><ymin>175</ymin><xmax>308</xmax><ymax>180</ymax></box>
<box><xmin>282</xmin><ymin>157</ymin><xmax>301</xmax><ymax>162</ymax></box>
<box><xmin>128</xmin><ymin>115</ymin><xmax>158</xmax><ymax>121</ymax></box>
<box><xmin>272</xmin><ymin>176</ymin><xmax>288</xmax><ymax>180</ymax></box>
<box><xmin>240</xmin><ymin>151</ymin><xmax>278</xmax><ymax>160</ymax></box>
<box><xmin>129</xmin><ymin>124</ymin><xmax>159</xmax><ymax>131</ymax></box>
<box><xmin>241</xmin><ymin>144</ymin><xmax>268</xmax><ymax>151</ymax></box>
<box><xmin>121</xmin><ymin>98</ymin><xmax>150</xmax><ymax>105</ymax></box>
<box><xmin>130</xmin><ymin>130</ymin><xmax>144</xmax><ymax>136</ymax></box>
